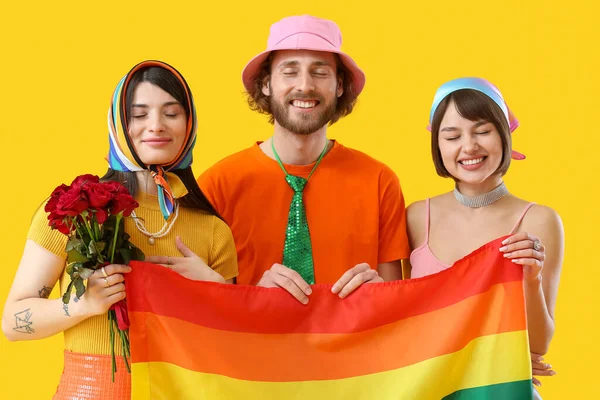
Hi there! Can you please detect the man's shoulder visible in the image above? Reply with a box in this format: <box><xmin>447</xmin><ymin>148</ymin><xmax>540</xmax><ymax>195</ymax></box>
<box><xmin>203</xmin><ymin>146</ymin><xmax>258</xmax><ymax>175</ymax></box>
<box><xmin>338</xmin><ymin>142</ymin><xmax>389</xmax><ymax>169</ymax></box>
<box><xmin>199</xmin><ymin>144</ymin><xmax>278</xmax><ymax>194</ymax></box>
<box><xmin>336</xmin><ymin>143</ymin><xmax>397</xmax><ymax>178</ymax></box>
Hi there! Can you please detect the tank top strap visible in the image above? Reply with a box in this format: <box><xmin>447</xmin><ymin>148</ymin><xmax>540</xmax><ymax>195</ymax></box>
<box><xmin>509</xmin><ymin>202</ymin><xmax>536</xmax><ymax>234</ymax></box>
<box><xmin>424</xmin><ymin>198</ymin><xmax>431</xmax><ymax>243</ymax></box>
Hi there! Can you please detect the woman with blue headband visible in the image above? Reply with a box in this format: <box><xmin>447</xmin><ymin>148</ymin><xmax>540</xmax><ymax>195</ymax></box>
<box><xmin>2</xmin><ymin>60</ymin><xmax>238</xmax><ymax>398</ymax></box>
<box><xmin>407</xmin><ymin>78</ymin><xmax>564</xmax><ymax>396</ymax></box>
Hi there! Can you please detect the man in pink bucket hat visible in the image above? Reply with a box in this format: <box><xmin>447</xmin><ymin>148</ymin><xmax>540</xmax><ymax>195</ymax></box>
<box><xmin>199</xmin><ymin>15</ymin><xmax>410</xmax><ymax>303</ymax></box>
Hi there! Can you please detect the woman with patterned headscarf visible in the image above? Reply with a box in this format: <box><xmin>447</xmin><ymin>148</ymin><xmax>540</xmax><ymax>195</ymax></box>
<box><xmin>2</xmin><ymin>60</ymin><xmax>238</xmax><ymax>398</ymax></box>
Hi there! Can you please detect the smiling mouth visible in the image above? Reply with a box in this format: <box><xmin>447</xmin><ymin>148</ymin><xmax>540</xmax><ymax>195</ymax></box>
<box><xmin>143</xmin><ymin>138</ymin><xmax>171</xmax><ymax>142</ymax></box>
<box><xmin>290</xmin><ymin>99</ymin><xmax>319</xmax><ymax>109</ymax></box>
<box><xmin>459</xmin><ymin>157</ymin><xmax>486</xmax><ymax>166</ymax></box>
<box><xmin>143</xmin><ymin>139</ymin><xmax>172</xmax><ymax>147</ymax></box>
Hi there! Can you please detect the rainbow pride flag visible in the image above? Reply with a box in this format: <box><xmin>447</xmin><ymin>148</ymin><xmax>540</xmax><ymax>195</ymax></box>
<box><xmin>126</xmin><ymin>237</ymin><xmax>532</xmax><ymax>399</ymax></box>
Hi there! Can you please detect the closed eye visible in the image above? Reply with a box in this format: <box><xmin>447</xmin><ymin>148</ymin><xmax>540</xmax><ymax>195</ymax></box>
<box><xmin>475</xmin><ymin>130</ymin><xmax>491</xmax><ymax>135</ymax></box>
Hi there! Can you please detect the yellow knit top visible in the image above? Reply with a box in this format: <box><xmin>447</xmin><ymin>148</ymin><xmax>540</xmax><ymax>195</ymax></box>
<box><xmin>26</xmin><ymin>191</ymin><xmax>238</xmax><ymax>355</ymax></box>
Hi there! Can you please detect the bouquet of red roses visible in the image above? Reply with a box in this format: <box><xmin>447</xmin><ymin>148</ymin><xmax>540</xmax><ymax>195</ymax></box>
<box><xmin>45</xmin><ymin>174</ymin><xmax>144</xmax><ymax>380</ymax></box>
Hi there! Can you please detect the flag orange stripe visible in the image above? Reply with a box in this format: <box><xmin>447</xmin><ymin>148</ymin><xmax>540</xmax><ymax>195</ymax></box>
<box><xmin>130</xmin><ymin>280</ymin><xmax>525</xmax><ymax>381</ymax></box>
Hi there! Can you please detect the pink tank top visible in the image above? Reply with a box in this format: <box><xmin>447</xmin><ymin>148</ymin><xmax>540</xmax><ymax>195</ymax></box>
<box><xmin>409</xmin><ymin>199</ymin><xmax>536</xmax><ymax>279</ymax></box>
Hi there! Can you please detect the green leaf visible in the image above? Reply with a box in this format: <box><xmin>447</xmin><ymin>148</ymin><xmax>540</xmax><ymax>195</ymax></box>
<box><xmin>79</xmin><ymin>230</ymin><xmax>91</xmax><ymax>243</ymax></box>
<box><xmin>130</xmin><ymin>245</ymin><xmax>145</xmax><ymax>261</ymax></box>
<box><xmin>96</xmin><ymin>241</ymin><xmax>106</xmax><ymax>254</ymax></box>
<box><xmin>88</xmin><ymin>241</ymin><xmax>106</xmax><ymax>256</ymax></box>
<box><xmin>62</xmin><ymin>280</ymin><xmax>75</xmax><ymax>304</ymax></box>
<box><xmin>88</xmin><ymin>241</ymin><xmax>97</xmax><ymax>256</ymax></box>
<box><xmin>66</xmin><ymin>237</ymin><xmax>83</xmax><ymax>252</ymax></box>
<box><xmin>119</xmin><ymin>248</ymin><xmax>132</xmax><ymax>265</ymax></box>
<box><xmin>65</xmin><ymin>262</ymin><xmax>79</xmax><ymax>276</ymax></box>
<box><xmin>79</xmin><ymin>268</ymin><xmax>95</xmax><ymax>280</ymax></box>
<box><xmin>74</xmin><ymin>278</ymin><xmax>86</xmax><ymax>299</ymax></box>
<box><xmin>67</xmin><ymin>249</ymin><xmax>90</xmax><ymax>264</ymax></box>
<box><xmin>103</xmin><ymin>215</ymin><xmax>118</xmax><ymax>232</ymax></box>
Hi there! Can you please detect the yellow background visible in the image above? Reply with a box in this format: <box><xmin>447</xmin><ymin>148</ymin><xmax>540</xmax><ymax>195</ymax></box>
<box><xmin>0</xmin><ymin>1</ymin><xmax>597</xmax><ymax>398</ymax></box>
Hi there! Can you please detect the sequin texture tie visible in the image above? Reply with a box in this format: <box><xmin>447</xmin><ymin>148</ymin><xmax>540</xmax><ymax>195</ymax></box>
<box><xmin>271</xmin><ymin>138</ymin><xmax>329</xmax><ymax>284</ymax></box>
<box><xmin>282</xmin><ymin>174</ymin><xmax>315</xmax><ymax>284</ymax></box>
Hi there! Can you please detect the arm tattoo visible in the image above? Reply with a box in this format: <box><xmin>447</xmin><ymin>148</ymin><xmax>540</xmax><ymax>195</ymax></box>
<box><xmin>38</xmin><ymin>286</ymin><xmax>52</xmax><ymax>298</ymax></box>
<box><xmin>62</xmin><ymin>303</ymin><xmax>71</xmax><ymax>317</ymax></box>
<box><xmin>13</xmin><ymin>309</ymin><xmax>35</xmax><ymax>334</ymax></box>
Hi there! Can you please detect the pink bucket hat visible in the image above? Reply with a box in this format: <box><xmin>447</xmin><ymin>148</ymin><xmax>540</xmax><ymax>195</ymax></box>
<box><xmin>242</xmin><ymin>15</ymin><xmax>366</xmax><ymax>96</ymax></box>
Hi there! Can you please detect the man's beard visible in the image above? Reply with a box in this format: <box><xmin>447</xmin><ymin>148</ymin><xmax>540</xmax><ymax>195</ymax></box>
<box><xmin>270</xmin><ymin>92</ymin><xmax>337</xmax><ymax>135</ymax></box>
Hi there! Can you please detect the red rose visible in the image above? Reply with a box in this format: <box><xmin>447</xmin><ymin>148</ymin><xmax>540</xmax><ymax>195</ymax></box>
<box><xmin>94</xmin><ymin>208</ymin><xmax>108</xmax><ymax>224</ymax></box>
<box><xmin>111</xmin><ymin>193</ymin><xmax>138</xmax><ymax>217</ymax></box>
<box><xmin>56</xmin><ymin>187</ymin><xmax>90</xmax><ymax>216</ymax></box>
<box><xmin>48</xmin><ymin>212</ymin><xmax>72</xmax><ymax>235</ymax></box>
<box><xmin>103</xmin><ymin>180</ymin><xmax>130</xmax><ymax>195</ymax></box>
<box><xmin>83</xmin><ymin>182</ymin><xmax>113</xmax><ymax>209</ymax></box>
<box><xmin>71</xmin><ymin>174</ymin><xmax>99</xmax><ymax>190</ymax></box>
<box><xmin>45</xmin><ymin>184</ymin><xmax>70</xmax><ymax>213</ymax></box>
<box><xmin>110</xmin><ymin>300</ymin><xmax>130</xmax><ymax>330</ymax></box>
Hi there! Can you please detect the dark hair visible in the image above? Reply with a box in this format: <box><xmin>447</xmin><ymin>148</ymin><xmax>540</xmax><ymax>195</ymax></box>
<box><xmin>430</xmin><ymin>89</ymin><xmax>512</xmax><ymax>179</ymax></box>
<box><xmin>246</xmin><ymin>52</ymin><xmax>358</xmax><ymax>125</ymax></box>
<box><xmin>125</xmin><ymin>67</ymin><xmax>190</xmax><ymax>120</ymax></box>
<box><xmin>104</xmin><ymin>66</ymin><xmax>220</xmax><ymax>218</ymax></box>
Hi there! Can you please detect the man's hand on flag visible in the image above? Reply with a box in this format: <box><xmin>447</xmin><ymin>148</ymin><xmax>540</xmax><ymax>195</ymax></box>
<box><xmin>331</xmin><ymin>263</ymin><xmax>383</xmax><ymax>299</ymax></box>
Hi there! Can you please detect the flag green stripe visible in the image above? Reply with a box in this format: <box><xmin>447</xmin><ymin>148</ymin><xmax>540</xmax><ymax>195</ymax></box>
<box><xmin>443</xmin><ymin>380</ymin><xmax>533</xmax><ymax>399</ymax></box>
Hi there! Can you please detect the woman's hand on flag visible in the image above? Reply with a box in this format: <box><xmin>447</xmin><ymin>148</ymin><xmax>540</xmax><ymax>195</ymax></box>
<box><xmin>500</xmin><ymin>232</ymin><xmax>546</xmax><ymax>282</ymax></box>
<box><xmin>531</xmin><ymin>351</ymin><xmax>556</xmax><ymax>387</ymax></box>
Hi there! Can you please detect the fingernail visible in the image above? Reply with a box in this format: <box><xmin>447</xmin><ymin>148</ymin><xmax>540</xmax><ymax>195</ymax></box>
<box><xmin>502</xmin><ymin>239</ymin><xmax>509</xmax><ymax>245</ymax></box>
<box><xmin>305</xmin><ymin>288</ymin><xmax>312</xmax><ymax>295</ymax></box>
<box><xmin>331</xmin><ymin>286</ymin><xmax>338</xmax><ymax>293</ymax></box>
<box><xmin>302</xmin><ymin>298</ymin><xmax>309</xmax><ymax>305</ymax></box>
<box><xmin>499</xmin><ymin>246</ymin><xmax>507</xmax><ymax>252</ymax></box>
<box><xmin>550</xmin><ymin>371</ymin><xmax>556</xmax><ymax>376</ymax></box>
<box><xmin>511</xmin><ymin>259</ymin><xmax>520</xmax><ymax>263</ymax></box>
<box><xmin>503</xmin><ymin>253</ymin><xmax>511</xmax><ymax>258</ymax></box>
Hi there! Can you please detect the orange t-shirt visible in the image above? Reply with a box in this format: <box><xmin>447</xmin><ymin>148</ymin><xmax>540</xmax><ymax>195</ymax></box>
<box><xmin>198</xmin><ymin>141</ymin><xmax>410</xmax><ymax>285</ymax></box>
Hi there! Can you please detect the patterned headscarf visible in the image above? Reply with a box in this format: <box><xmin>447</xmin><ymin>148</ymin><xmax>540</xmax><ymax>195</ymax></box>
<box><xmin>428</xmin><ymin>77</ymin><xmax>525</xmax><ymax>160</ymax></box>
<box><xmin>107</xmin><ymin>60</ymin><xmax>197</xmax><ymax>220</ymax></box>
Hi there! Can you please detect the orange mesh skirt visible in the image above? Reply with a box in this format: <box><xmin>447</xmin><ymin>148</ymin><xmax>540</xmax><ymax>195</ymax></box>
<box><xmin>53</xmin><ymin>350</ymin><xmax>131</xmax><ymax>399</ymax></box>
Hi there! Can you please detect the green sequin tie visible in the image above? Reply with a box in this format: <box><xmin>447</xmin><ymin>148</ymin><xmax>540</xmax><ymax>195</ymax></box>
<box><xmin>271</xmin><ymin>138</ymin><xmax>329</xmax><ymax>284</ymax></box>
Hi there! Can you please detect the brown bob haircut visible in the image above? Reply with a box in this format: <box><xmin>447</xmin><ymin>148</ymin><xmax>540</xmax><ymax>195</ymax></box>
<box><xmin>246</xmin><ymin>52</ymin><xmax>358</xmax><ymax>125</ymax></box>
<box><xmin>430</xmin><ymin>89</ymin><xmax>512</xmax><ymax>179</ymax></box>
